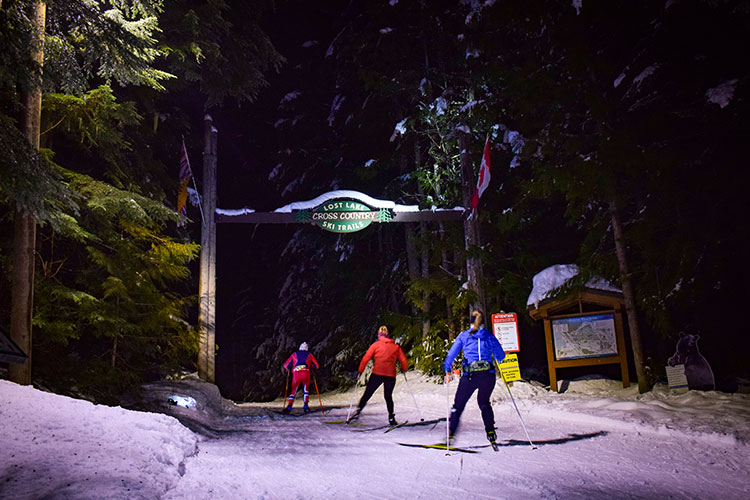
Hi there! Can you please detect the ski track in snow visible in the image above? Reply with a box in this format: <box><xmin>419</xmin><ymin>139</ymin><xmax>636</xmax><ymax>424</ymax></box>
<box><xmin>2</xmin><ymin>376</ymin><xmax>749</xmax><ymax>500</ymax></box>
<box><xmin>160</xmin><ymin>379</ymin><xmax>749</xmax><ymax>500</ymax></box>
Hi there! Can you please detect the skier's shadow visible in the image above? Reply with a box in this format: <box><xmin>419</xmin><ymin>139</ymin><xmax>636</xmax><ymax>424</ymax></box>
<box><xmin>503</xmin><ymin>430</ymin><xmax>608</xmax><ymax>447</ymax></box>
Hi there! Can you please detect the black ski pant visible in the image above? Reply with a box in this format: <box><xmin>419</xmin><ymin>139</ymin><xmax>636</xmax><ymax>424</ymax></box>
<box><xmin>358</xmin><ymin>374</ymin><xmax>396</xmax><ymax>417</ymax></box>
<box><xmin>449</xmin><ymin>370</ymin><xmax>496</xmax><ymax>435</ymax></box>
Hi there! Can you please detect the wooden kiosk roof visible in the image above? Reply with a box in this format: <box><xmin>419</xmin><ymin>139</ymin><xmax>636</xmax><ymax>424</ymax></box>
<box><xmin>528</xmin><ymin>288</ymin><xmax>625</xmax><ymax>319</ymax></box>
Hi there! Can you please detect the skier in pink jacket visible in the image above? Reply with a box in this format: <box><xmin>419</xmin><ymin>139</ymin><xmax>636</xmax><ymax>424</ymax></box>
<box><xmin>283</xmin><ymin>342</ymin><xmax>320</xmax><ymax>413</ymax></box>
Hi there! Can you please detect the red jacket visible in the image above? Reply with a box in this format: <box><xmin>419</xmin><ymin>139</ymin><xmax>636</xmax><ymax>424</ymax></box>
<box><xmin>358</xmin><ymin>337</ymin><xmax>408</xmax><ymax>377</ymax></box>
<box><xmin>283</xmin><ymin>351</ymin><xmax>319</xmax><ymax>372</ymax></box>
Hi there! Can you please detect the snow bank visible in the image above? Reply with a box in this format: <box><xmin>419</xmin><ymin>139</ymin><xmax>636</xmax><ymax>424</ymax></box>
<box><xmin>3</xmin><ymin>373</ymin><xmax>749</xmax><ymax>500</ymax></box>
<box><xmin>0</xmin><ymin>380</ymin><xmax>197</xmax><ymax>500</ymax></box>
<box><xmin>138</xmin><ymin>375</ymin><xmax>274</xmax><ymax>438</ymax></box>
<box><xmin>521</xmin><ymin>377</ymin><xmax>750</xmax><ymax>445</ymax></box>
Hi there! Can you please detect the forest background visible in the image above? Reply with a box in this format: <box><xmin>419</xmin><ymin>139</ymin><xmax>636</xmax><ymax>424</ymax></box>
<box><xmin>1</xmin><ymin>0</ymin><xmax>747</xmax><ymax>405</ymax></box>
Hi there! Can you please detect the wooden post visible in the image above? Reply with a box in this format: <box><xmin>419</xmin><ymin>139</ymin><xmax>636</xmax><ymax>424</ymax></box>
<box><xmin>542</xmin><ymin>316</ymin><xmax>558</xmax><ymax>392</ymax></box>
<box><xmin>198</xmin><ymin>115</ymin><xmax>217</xmax><ymax>382</ymax></box>
<box><xmin>458</xmin><ymin>129</ymin><xmax>486</xmax><ymax>315</ymax></box>
<box><xmin>9</xmin><ymin>0</ymin><xmax>46</xmax><ymax>385</ymax></box>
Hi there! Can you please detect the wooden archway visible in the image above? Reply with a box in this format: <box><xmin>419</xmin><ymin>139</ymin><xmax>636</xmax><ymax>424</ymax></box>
<box><xmin>195</xmin><ymin>117</ymin><xmax>470</xmax><ymax>382</ymax></box>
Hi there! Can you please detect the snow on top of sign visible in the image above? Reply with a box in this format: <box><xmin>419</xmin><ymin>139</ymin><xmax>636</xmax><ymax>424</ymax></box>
<box><xmin>273</xmin><ymin>190</ymin><xmax>420</xmax><ymax>213</ymax></box>
<box><xmin>527</xmin><ymin>264</ymin><xmax>621</xmax><ymax>308</ymax></box>
<box><xmin>215</xmin><ymin>193</ymin><xmax>464</xmax><ymax>215</ymax></box>
<box><xmin>215</xmin><ymin>208</ymin><xmax>256</xmax><ymax>216</ymax></box>
<box><xmin>433</xmin><ymin>206</ymin><xmax>465</xmax><ymax>212</ymax></box>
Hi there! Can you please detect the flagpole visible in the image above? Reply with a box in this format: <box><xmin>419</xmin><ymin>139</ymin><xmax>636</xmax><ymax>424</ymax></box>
<box><xmin>459</xmin><ymin>128</ymin><xmax>487</xmax><ymax>315</ymax></box>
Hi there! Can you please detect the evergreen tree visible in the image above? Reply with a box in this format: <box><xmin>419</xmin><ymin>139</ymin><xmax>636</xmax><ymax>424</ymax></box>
<box><xmin>2</xmin><ymin>0</ymin><xmax>176</xmax><ymax>382</ymax></box>
<box><xmin>27</xmin><ymin>85</ymin><xmax>198</xmax><ymax>400</ymax></box>
<box><xmin>464</xmin><ymin>0</ymin><xmax>749</xmax><ymax>388</ymax></box>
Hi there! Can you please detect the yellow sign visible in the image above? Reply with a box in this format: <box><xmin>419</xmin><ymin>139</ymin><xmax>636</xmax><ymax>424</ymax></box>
<box><xmin>498</xmin><ymin>354</ymin><xmax>521</xmax><ymax>383</ymax></box>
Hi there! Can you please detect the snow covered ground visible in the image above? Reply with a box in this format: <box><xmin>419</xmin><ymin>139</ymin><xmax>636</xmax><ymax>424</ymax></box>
<box><xmin>2</xmin><ymin>374</ymin><xmax>749</xmax><ymax>500</ymax></box>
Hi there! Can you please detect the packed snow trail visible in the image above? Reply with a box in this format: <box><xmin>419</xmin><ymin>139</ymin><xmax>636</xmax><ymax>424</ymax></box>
<box><xmin>2</xmin><ymin>375</ymin><xmax>749</xmax><ymax>500</ymax></box>
<box><xmin>163</xmin><ymin>400</ymin><xmax>748</xmax><ymax>500</ymax></box>
<box><xmin>159</xmin><ymin>375</ymin><xmax>749</xmax><ymax>500</ymax></box>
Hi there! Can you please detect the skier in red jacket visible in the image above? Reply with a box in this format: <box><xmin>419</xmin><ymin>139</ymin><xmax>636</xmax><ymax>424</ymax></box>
<box><xmin>348</xmin><ymin>326</ymin><xmax>408</xmax><ymax>425</ymax></box>
<box><xmin>282</xmin><ymin>342</ymin><xmax>320</xmax><ymax>413</ymax></box>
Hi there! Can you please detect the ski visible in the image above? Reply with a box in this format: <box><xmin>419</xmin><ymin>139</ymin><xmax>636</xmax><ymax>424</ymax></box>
<box><xmin>349</xmin><ymin>422</ymin><xmax>388</xmax><ymax>431</ymax></box>
<box><xmin>396</xmin><ymin>417</ymin><xmax>446</xmax><ymax>428</ymax></box>
<box><xmin>324</xmin><ymin>420</ymin><xmax>364</xmax><ymax>426</ymax></box>
<box><xmin>275</xmin><ymin>410</ymin><xmax>301</xmax><ymax>417</ymax></box>
<box><xmin>275</xmin><ymin>410</ymin><xmax>297</xmax><ymax>417</ymax></box>
<box><xmin>275</xmin><ymin>406</ymin><xmax>333</xmax><ymax>417</ymax></box>
<box><xmin>352</xmin><ymin>420</ymin><xmax>409</xmax><ymax>432</ymax></box>
<box><xmin>397</xmin><ymin>442</ymin><xmax>485</xmax><ymax>454</ymax></box>
<box><xmin>382</xmin><ymin>420</ymin><xmax>409</xmax><ymax>433</ymax></box>
<box><xmin>274</xmin><ymin>410</ymin><xmax>316</xmax><ymax>417</ymax></box>
<box><xmin>347</xmin><ymin>418</ymin><xmax>443</xmax><ymax>432</ymax></box>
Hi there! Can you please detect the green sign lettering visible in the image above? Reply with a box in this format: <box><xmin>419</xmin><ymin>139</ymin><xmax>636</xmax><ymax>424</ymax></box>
<box><xmin>294</xmin><ymin>200</ymin><xmax>393</xmax><ymax>233</ymax></box>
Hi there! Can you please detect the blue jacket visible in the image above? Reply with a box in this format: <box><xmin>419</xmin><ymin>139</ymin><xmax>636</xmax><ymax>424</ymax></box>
<box><xmin>443</xmin><ymin>327</ymin><xmax>505</xmax><ymax>373</ymax></box>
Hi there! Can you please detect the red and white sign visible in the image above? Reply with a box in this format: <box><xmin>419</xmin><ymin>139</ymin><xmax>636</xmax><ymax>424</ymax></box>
<box><xmin>492</xmin><ymin>313</ymin><xmax>520</xmax><ymax>353</ymax></box>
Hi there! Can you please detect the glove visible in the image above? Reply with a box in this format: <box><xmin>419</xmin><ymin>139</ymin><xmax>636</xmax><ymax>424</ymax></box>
<box><xmin>444</xmin><ymin>372</ymin><xmax>454</xmax><ymax>383</ymax></box>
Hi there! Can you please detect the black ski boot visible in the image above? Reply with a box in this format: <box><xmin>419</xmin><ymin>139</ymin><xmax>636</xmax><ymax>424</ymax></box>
<box><xmin>486</xmin><ymin>429</ymin><xmax>497</xmax><ymax>444</ymax></box>
<box><xmin>347</xmin><ymin>408</ymin><xmax>361</xmax><ymax>423</ymax></box>
<box><xmin>303</xmin><ymin>404</ymin><xmax>311</xmax><ymax>413</ymax></box>
<box><xmin>388</xmin><ymin>415</ymin><xmax>398</xmax><ymax>426</ymax></box>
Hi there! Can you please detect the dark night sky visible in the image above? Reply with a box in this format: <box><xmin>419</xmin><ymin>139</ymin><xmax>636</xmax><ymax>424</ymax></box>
<box><xmin>207</xmin><ymin>3</ymin><xmax>353</xmax><ymax>396</ymax></box>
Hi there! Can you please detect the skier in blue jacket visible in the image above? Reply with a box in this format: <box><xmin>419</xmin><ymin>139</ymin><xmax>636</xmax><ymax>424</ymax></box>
<box><xmin>443</xmin><ymin>309</ymin><xmax>505</xmax><ymax>444</ymax></box>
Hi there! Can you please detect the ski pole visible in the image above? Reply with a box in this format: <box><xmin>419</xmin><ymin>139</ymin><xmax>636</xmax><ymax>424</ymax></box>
<box><xmin>496</xmin><ymin>361</ymin><xmax>537</xmax><ymax>450</ymax></box>
<box><xmin>346</xmin><ymin>372</ymin><xmax>361</xmax><ymax>421</ymax></box>
<box><xmin>402</xmin><ymin>372</ymin><xmax>424</xmax><ymax>422</ymax></box>
<box><xmin>445</xmin><ymin>374</ymin><xmax>451</xmax><ymax>451</ymax></box>
<box><xmin>312</xmin><ymin>371</ymin><xmax>325</xmax><ymax>414</ymax></box>
<box><xmin>281</xmin><ymin>369</ymin><xmax>290</xmax><ymax>410</ymax></box>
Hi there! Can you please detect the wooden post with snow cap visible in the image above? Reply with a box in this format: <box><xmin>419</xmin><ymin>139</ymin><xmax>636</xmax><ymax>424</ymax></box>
<box><xmin>198</xmin><ymin>115</ymin><xmax>218</xmax><ymax>382</ymax></box>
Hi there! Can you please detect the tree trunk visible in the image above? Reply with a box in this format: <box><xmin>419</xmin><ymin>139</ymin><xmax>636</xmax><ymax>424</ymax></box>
<box><xmin>438</xmin><ymin>221</ymin><xmax>452</xmax><ymax>318</ymax></box>
<box><xmin>434</xmin><ymin>164</ymin><xmax>452</xmax><ymax>322</ymax></box>
<box><xmin>9</xmin><ymin>0</ymin><xmax>46</xmax><ymax>385</ymax></box>
<box><xmin>111</xmin><ymin>336</ymin><xmax>118</xmax><ymax>368</ymax></box>
<box><xmin>404</xmin><ymin>222</ymin><xmax>421</xmax><ymax>316</ymax></box>
<box><xmin>415</xmin><ymin>142</ymin><xmax>430</xmax><ymax>337</ymax></box>
<box><xmin>610</xmin><ymin>199</ymin><xmax>651</xmax><ymax>393</ymax></box>
<box><xmin>405</xmin><ymin>224</ymin><xmax>419</xmax><ymax>281</ymax></box>
<box><xmin>458</xmin><ymin>130</ymin><xmax>486</xmax><ymax>316</ymax></box>
<box><xmin>420</xmin><ymin>219</ymin><xmax>431</xmax><ymax>337</ymax></box>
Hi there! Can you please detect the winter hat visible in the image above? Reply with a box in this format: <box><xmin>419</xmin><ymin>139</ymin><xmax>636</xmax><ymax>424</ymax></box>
<box><xmin>377</xmin><ymin>326</ymin><xmax>389</xmax><ymax>338</ymax></box>
<box><xmin>299</xmin><ymin>342</ymin><xmax>309</xmax><ymax>351</ymax></box>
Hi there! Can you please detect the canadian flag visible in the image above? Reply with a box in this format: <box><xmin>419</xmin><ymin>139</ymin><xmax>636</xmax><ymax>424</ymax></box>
<box><xmin>471</xmin><ymin>135</ymin><xmax>491</xmax><ymax>210</ymax></box>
